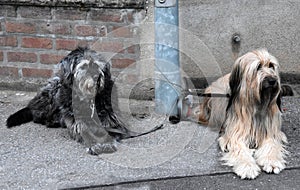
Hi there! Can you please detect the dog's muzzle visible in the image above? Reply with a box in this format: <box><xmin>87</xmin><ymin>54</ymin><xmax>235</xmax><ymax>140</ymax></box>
<box><xmin>262</xmin><ymin>76</ymin><xmax>279</xmax><ymax>90</ymax></box>
<box><xmin>260</xmin><ymin>76</ymin><xmax>280</xmax><ymax>103</ymax></box>
<box><xmin>177</xmin><ymin>95</ymin><xmax>194</xmax><ymax>119</ymax></box>
<box><xmin>79</xmin><ymin>78</ymin><xmax>96</xmax><ymax>96</ymax></box>
<box><xmin>168</xmin><ymin>94</ymin><xmax>193</xmax><ymax>124</ymax></box>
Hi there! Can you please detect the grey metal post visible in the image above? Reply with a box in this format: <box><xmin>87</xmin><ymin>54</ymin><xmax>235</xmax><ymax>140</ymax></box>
<box><xmin>155</xmin><ymin>0</ymin><xmax>180</xmax><ymax>115</ymax></box>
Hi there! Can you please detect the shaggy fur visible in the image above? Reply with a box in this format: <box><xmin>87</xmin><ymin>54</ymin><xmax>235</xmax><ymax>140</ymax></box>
<box><xmin>198</xmin><ymin>49</ymin><xmax>290</xmax><ymax>179</ymax></box>
<box><xmin>6</xmin><ymin>47</ymin><xmax>136</xmax><ymax>155</ymax></box>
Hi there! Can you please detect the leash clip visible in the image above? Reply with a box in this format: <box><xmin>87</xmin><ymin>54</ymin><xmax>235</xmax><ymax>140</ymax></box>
<box><xmin>90</xmin><ymin>101</ymin><xmax>95</xmax><ymax>118</ymax></box>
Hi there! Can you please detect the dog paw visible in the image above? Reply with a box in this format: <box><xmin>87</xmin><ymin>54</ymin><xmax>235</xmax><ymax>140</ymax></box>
<box><xmin>68</xmin><ymin>120</ymin><xmax>85</xmax><ymax>142</ymax></box>
<box><xmin>218</xmin><ymin>136</ymin><xmax>228</xmax><ymax>152</ymax></box>
<box><xmin>234</xmin><ymin>162</ymin><xmax>261</xmax><ymax>179</ymax></box>
<box><xmin>258</xmin><ymin>159</ymin><xmax>285</xmax><ymax>174</ymax></box>
<box><xmin>87</xmin><ymin>143</ymin><xmax>117</xmax><ymax>155</ymax></box>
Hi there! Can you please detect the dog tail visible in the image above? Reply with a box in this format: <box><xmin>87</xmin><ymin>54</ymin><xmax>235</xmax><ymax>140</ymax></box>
<box><xmin>6</xmin><ymin>107</ymin><xmax>33</xmax><ymax>128</ymax></box>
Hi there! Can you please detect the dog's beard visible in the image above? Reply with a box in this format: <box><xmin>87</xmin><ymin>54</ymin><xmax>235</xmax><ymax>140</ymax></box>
<box><xmin>259</xmin><ymin>77</ymin><xmax>280</xmax><ymax>109</ymax></box>
<box><xmin>78</xmin><ymin>76</ymin><xmax>96</xmax><ymax>96</ymax></box>
<box><xmin>73</xmin><ymin>75</ymin><xmax>97</xmax><ymax>101</ymax></box>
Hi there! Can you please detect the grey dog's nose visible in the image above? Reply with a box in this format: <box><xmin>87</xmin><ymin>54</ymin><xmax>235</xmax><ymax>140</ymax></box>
<box><xmin>267</xmin><ymin>77</ymin><xmax>277</xmax><ymax>86</ymax></box>
<box><xmin>263</xmin><ymin>77</ymin><xmax>278</xmax><ymax>89</ymax></box>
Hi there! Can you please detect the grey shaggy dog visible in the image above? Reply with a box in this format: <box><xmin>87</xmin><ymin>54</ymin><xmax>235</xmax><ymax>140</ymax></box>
<box><xmin>6</xmin><ymin>47</ymin><xmax>152</xmax><ymax>155</ymax></box>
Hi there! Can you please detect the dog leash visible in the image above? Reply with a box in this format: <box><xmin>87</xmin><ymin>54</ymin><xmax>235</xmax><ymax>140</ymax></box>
<box><xmin>123</xmin><ymin>123</ymin><xmax>165</xmax><ymax>139</ymax></box>
<box><xmin>121</xmin><ymin>89</ymin><xmax>231</xmax><ymax>139</ymax></box>
<box><xmin>187</xmin><ymin>89</ymin><xmax>231</xmax><ymax>98</ymax></box>
<box><xmin>87</xmin><ymin>97</ymin><xmax>165</xmax><ymax>140</ymax></box>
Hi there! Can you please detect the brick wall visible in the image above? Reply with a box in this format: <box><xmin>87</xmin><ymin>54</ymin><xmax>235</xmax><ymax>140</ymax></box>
<box><xmin>0</xmin><ymin>0</ymin><xmax>145</xmax><ymax>91</ymax></box>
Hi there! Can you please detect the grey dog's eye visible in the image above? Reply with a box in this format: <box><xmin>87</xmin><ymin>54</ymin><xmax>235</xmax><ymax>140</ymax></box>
<box><xmin>257</xmin><ymin>64</ymin><xmax>262</xmax><ymax>71</ymax></box>
<box><xmin>81</xmin><ymin>64</ymin><xmax>88</xmax><ymax>70</ymax></box>
<box><xmin>269</xmin><ymin>62</ymin><xmax>275</xmax><ymax>69</ymax></box>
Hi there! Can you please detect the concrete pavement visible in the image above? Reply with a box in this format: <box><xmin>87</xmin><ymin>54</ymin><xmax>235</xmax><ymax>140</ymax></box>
<box><xmin>0</xmin><ymin>89</ymin><xmax>299</xmax><ymax>190</ymax></box>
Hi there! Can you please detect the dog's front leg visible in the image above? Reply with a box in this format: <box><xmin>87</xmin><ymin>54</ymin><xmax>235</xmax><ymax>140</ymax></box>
<box><xmin>80</xmin><ymin>121</ymin><xmax>117</xmax><ymax>155</ymax></box>
<box><xmin>255</xmin><ymin>132</ymin><xmax>288</xmax><ymax>174</ymax></box>
<box><xmin>63</xmin><ymin>115</ymin><xmax>84</xmax><ymax>143</ymax></box>
<box><xmin>63</xmin><ymin>116</ymin><xmax>117</xmax><ymax>155</ymax></box>
<box><xmin>219</xmin><ymin>137</ymin><xmax>261</xmax><ymax>179</ymax></box>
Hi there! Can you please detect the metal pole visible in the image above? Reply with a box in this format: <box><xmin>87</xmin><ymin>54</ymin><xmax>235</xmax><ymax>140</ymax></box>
<box><xmin>155</xmin><ymin>0</ymin><xmax>180</xmax><ymax>116</ymax></box>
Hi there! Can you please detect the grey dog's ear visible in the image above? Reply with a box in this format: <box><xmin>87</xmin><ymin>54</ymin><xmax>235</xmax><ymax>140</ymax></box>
<box><xmin>276</xmin><ymin>85</ymin><xmax>294</xmax><ymax>112</ymax></box>
<box><xmin>226</xmin><ymin>61</ymin><xmax>242</xmax><ymax>111</ymax></box>
<box><xmin>280</xmin><ymin>85</ymin><xmax>294</xmax><ymax>96</ymax></box>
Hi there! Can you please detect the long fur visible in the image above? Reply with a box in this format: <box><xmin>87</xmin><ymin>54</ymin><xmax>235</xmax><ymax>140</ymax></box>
<box><xmin>6</xmin><ymin>47</ymin><xmax>142</xmax><ymax>155</ymax></box>
<box><xmin>198</xmin><ymin>49</ymin><xmax>289</xmax><ymax>179</ymax></box>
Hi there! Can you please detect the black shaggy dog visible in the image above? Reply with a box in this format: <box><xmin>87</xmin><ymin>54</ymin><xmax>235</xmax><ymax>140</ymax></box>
<box><xmin>7</xmin><ymin>47</ymin><xmax>157</xmax><ymax>155</ymax></box>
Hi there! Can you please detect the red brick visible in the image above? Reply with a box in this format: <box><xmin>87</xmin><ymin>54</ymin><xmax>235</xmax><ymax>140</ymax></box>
<box><xmin>54</xmin><ymin>8</ymin><xmax>86</xmax><ymax>20</ymax></box>
<box><xmin>75</xmin><ymin>25</ymin><xmax>97</xmax><ymax>37</ymax></box>
<box><xmin>22</xmin><ymin>68</ymin><xmax>53</xmax><ymax>78</ymax></box>
<box><xmin>77</xmin><ymin>41</ymin><xmax>89</xmax><ymax>48</ymax></box>
<box><xmin>93</xmin><ymin>41</ymin><xmax>123</xmax><ymax>52</ymax></box>
<box><xmin>56</xmin><ymin>40</ymin><xmax>89</xmax><ymax>51</ymax></box>
<box><xmin>110</xmin><ymin>26</ymin><xmax>133</xmax><ymax>38</ymax></box>
<box><xmin>127</xmin><ymin>45</ymin><xmax>139</xmax><ymax>54</ymax></box>
<box><xmin>89</xmin><ymin>9</ymin><xmax>122</xmax><ymax>23</ymax></box>
<box><xmin>18</xmin><ymin>6</ymin><xmax>51</xmax><ymax>19</ymax></box>
<box><xmin>8</xmin><ymin>52</ymin><xmax>37</xmax><ymax>63</ymax></box>
<box><xmin>127</xmin><ymin>11</ymin><xmax>135</xmax><ymax>23</ymax></box>
<box><xmin>0</xmin><ymin>51</ymin><xmax>3</xmax><ymax>61</ymax></box>
<box><xmin>0</xmin><ymin>66</ymin><xmax>19</xmax><ymax>78</ymax></box>
<box><xmin>22</xmin><ymin>37</ymin><xmax>52</xmax><ymax>49</ymax></box>
<box><xmin>0</xmin><ymin>36</ymin><xmax>17</xmax><ymax>47</ymax></box>
<box><xmin>6</xmin><ymin>22</ymin><xmax>36</xmax><ymax>34</ymax></box>
<box><xmin>39</xmin><ymin>23</ymin><xmax>71</xmax><ymax>35</ymax></box>
<box><xmin>112</xmin><ymin>58</ymin><xmax>136</xmax><ymax>69</ymax></box>
<box><xmin>124</xmin><ymin>74</ymin><xmax>138</xmax><ymax>84</ymax></box>
<box><xmin>56</xmin><ymin>39</ymin><xmax>78</xmax><ymax>50</ymax></box>
<box><xmin>40</xmin><ymin>54</ymin><xmax>65</xmax><ymax>65</ymax></box>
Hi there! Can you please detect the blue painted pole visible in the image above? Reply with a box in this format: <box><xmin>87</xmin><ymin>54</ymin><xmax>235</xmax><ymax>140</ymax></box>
<box><xmin>155</xmin><ymin>0</ymin><xmax>180</xmax><ymax>115</ymax></box>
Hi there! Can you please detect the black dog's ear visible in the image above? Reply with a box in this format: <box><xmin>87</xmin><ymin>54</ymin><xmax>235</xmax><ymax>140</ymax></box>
<box><xmin>103</xmin><ymin>63</ymin><xmax>111</xmax><ymax>77</ymax></box>
<box><xmin>276</xmin><ymin>95</ymin><xmax>282</xmax><ymax>112</ymax></box>
<box><xmin>226</xmin><ymin>63</ymin><xmax>242</xmax><ymax>111</ymax></box>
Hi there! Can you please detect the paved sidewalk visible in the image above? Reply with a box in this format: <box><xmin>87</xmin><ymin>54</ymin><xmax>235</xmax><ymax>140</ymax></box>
<box><xmin>0</xmin><ymin>90</ymin><xmax>299</xmax><ymax>190</ymax></box>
